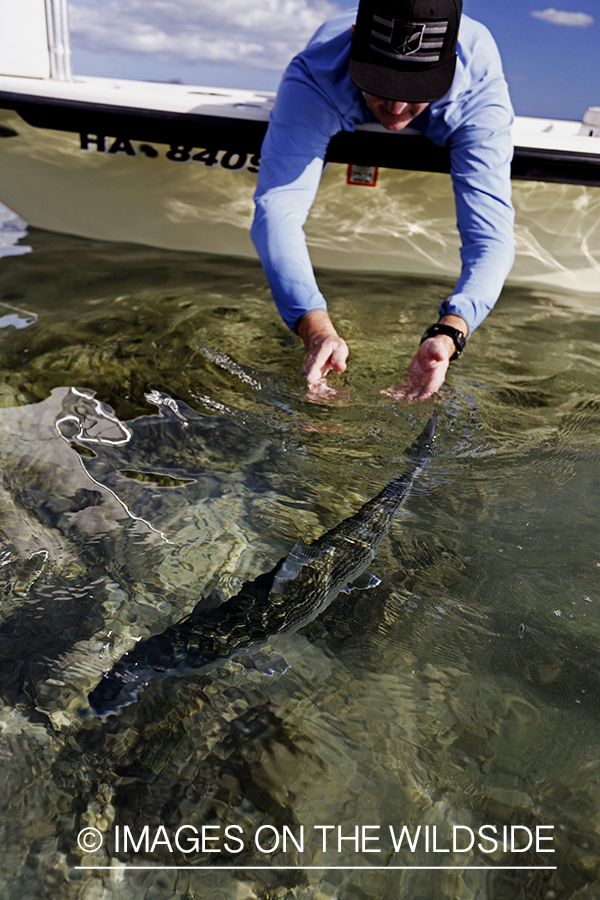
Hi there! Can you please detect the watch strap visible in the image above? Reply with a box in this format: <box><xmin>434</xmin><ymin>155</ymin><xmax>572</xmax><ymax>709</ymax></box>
<box><xmin>420</xmin><ymin>323</ymin><xmax>466</xmax><ymax>361</ymax></box>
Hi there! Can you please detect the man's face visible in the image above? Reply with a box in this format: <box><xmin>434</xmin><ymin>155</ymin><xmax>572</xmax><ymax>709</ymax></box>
<box><xmin>363</xmin><ymin>95</ymin><xmax>429</xmax><ymax>131</ymax></box>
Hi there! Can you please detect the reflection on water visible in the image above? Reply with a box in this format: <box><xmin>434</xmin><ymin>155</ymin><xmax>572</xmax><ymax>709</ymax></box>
<box><xmin>1</xmin><ymin>225</ymin><xmax>600</xmax><ymax>899</ymax></box>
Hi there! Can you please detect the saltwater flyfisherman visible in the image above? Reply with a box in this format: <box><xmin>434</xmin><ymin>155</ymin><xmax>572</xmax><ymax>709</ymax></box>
<box><xmin>250</xmin><ymin>0</ymin><xmax>515</xmax><ymax>401</ymax></box>
<box><xmin>89</xmin><ymin>413</ymin><xmax>436</xmax><ymax>716</ymax></box>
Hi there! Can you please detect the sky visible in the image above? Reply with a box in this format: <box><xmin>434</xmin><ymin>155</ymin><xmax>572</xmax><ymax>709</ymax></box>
<box><xmin>67</xmin><ymin>0</ymin><xmax>599</xmax><ymax>120</ymax></box>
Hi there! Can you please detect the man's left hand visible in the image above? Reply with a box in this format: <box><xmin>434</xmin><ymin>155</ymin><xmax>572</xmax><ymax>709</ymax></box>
<box><xmin>381</xmin><ymin>315</ymin><xmax>468</xmax><ymax>403</ymax></box>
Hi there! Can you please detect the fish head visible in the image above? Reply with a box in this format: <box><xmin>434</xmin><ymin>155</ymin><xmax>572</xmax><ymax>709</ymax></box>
<box><xmin>406</xmin><ymin>412</ymin><xmax>437</xmax><ymax>459</ymax></box>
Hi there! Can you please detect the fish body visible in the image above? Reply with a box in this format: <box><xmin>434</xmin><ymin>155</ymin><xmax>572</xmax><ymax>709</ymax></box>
<box><xmin>89</xmin><ymin>413</ymin><xmax>436</xmax><ymax>716</ymax></box>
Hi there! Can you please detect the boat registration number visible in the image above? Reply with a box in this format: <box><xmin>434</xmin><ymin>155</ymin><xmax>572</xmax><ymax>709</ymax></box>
<box><xmin>80</xmin><ymin>134</ymin><xmax>260</xmax><ymax>173</ymax></box>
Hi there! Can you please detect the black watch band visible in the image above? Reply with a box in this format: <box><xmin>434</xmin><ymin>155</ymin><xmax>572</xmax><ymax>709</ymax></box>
<box><xmin>420</xmin><ymin>323</ymin><xmax>466</xmax><ymax>361</ymax></box>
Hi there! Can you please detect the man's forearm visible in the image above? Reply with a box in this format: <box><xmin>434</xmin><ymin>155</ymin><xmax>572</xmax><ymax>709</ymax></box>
<box><xmin>440</xmin><ymin>237</ymin><xmax>514</xmax><ymax>334</ymax></box>
<box><xmin>251</xmin><ymin>197</ymin><xmax>328</xmax><ymax>332</ymax></box>
<box><xmin>296</xmin><ymin>309</ymin><xmax>339</xmax><ymax>347</ymax></box>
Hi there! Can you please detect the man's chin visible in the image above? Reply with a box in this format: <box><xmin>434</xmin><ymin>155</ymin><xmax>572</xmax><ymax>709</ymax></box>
<box><xmin>381</xmin><ymin>119</ymin><xmax>410</xmax><ymax>131</ymax></box>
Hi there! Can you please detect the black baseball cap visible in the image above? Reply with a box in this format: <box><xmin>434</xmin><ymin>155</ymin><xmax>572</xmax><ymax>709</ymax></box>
<box><xmin>349</xmin><ymin>0</ymin><xmax>462</xmax><ymax>102</ymax></box>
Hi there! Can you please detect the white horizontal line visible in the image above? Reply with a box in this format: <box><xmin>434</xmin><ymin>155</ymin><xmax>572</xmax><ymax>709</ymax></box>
<box><xmin>75</xmin><ymin>866</ymin><xmax>558</xmax><ymax>871</ymax></box>
<box><xmin>371</xmin><ymin>32</ymin><xmax>443</xmax><ymax>47</ymax></box>
<box><xmin>372</xmin><ymin>15</ymin><xmax>448</xmax><ymax>32</ymax></box>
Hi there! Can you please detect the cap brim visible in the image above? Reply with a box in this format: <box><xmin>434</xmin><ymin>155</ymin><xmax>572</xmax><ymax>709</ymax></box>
<box><xmin>349</xmin><ymin>55</ymin><xmax>456</xmax><ymax>103</ymax></box>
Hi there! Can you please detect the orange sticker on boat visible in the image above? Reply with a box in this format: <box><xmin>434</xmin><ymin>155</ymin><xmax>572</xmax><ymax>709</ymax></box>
<box><xmin>347</xmin><ymin>165</ymin><xmax>379</xmax><ymax>186</ymax></box>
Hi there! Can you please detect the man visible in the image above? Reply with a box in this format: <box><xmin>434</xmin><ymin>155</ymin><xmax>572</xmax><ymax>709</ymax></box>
<box><xmin>251</xmin><ymin>0</ymin><xmax>515</xmax><ymax>401</ymax></box>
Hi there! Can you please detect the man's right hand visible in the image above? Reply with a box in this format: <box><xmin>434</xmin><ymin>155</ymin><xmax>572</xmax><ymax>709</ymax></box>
<box><xmin>297</xmin><ymin>310</ymin><xmax>349</xmax><ymax>399</ymax></box>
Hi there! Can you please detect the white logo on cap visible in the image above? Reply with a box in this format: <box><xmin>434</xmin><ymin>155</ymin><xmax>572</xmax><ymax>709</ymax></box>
<box><xmin>371</xmin><ymin>16</ymin><xmax>448</xmax><ymax>62</ymax></box>
<box><xmin>392</xmin><ymin>22</ymin><xmax>425</xmax><ymax>56</ymax></box>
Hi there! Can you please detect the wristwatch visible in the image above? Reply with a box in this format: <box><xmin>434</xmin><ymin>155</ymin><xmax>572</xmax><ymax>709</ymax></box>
<box><xmin>420</xmin><ymin>323</ymin><xmax>466</xmax><ymax>361</ymax></box>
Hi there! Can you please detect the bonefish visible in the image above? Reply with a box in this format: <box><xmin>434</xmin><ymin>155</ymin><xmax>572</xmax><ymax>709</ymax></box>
<box><xmin>89</xmin><ymin>413</ymin><xmax>436</xmax><ymax>716</ymax></box>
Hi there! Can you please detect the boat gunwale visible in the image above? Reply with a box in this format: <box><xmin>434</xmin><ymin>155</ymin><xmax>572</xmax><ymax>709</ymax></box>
<box><xmin>1</xmin><ymin>87</ymin><xmax>600</xmax><ymax>186</ymax></box>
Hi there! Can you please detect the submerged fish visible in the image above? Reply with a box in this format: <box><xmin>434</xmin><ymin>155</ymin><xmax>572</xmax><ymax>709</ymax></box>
<box><xmin>89</xmin><ymin>413</ymin><xmax>436</xmax><ymax>716</ymax></box>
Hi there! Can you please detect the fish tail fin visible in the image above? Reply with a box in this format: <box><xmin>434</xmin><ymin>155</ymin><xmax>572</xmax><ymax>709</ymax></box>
<box><xmin>87</xmin><ymin>630</ymin><xmax>177</xmax><ymax>717</ymax></box>
<box><xmin>88</xmin><ymin>656</ymin><xmax>160</xmax><ymax>717</ymax></box>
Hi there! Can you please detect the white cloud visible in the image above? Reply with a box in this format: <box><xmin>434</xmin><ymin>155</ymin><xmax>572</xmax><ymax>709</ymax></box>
<box><xmin>68</xmin><ymin>0</ymin><xmax>343</xmax><ymax>70</ymax></box>
<box><xmin>531</xmin><ymin>8</ymin><xmax>594</xmax><ymax>27</ymax></box>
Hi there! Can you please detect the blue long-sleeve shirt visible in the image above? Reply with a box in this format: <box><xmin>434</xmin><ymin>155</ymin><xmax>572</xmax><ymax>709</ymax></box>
<box><xmin>251</xmin><ymin>8</ymin><xmax>515</xmax><ymax>335</ymax></box>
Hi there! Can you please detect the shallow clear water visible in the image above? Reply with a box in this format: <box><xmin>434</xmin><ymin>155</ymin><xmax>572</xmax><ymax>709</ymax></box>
<box><xmin>1</xmin><ymin>225</ymin><xmax>600</xmax><ymax>900</ymax></box>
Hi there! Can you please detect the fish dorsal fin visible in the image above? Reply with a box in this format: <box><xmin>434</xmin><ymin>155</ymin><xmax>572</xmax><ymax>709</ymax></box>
<box><xmin>269</xmin><ymin>538</ymin><xmax>324</xmax><ymax>596</ymax></box>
